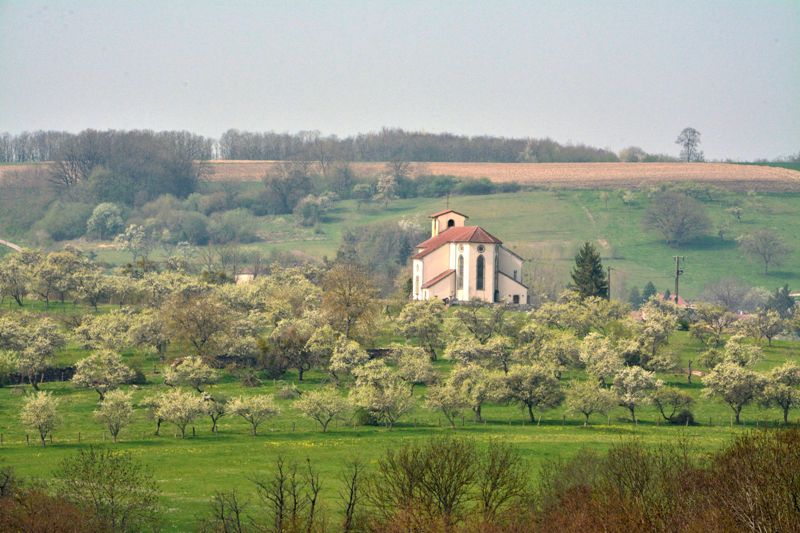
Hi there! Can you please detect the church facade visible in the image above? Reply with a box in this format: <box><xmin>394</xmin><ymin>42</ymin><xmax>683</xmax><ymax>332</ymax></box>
<box><xmin>411</xmin><ymin>210</ymin><xmax>528</xmax><ymax>304</ymax></box>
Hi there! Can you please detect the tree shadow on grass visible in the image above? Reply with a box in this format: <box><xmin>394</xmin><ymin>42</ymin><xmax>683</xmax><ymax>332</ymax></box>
<box><xmin>762</xmin><ymin>270</ymin><xmax>798</xmax><ymax>281</ymax></box>
<box><xmin>675</xmin><ymin>236</ymin><xmax>739</xmax><ymax>251</ymax></box>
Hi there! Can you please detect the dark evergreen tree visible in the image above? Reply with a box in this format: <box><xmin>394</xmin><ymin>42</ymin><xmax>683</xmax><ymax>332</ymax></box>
<box><xmin>642</xmin><ymin>281</ymin><xmax>658</xmax><ymax>302</ymax></box>
<box><xmin>663</xmin><ymin>289</ymin><xmax>672</xmax><ymax>301</ymax></box>
<box><xmin>767</xmin><ymin>284</ymin><xmax>795</xmax><ymax>319</ymax></box>
<box><xmin>628</xmin><ymin>286</ymin><xmax>642</xmax><ymax>310</ymax></box>
<box><xmin>570</xmin><ymin>242</ymin><xmax>608</xmax><ymax>299</ymax></box>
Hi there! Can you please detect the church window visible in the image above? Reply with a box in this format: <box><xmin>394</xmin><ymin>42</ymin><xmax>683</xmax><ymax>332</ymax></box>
<box><xmin>447</xmin><ymin>219</ymin><xmax>455</xmax><ymax>228</ymax></box>
<box><xmin>457</xmin><ymin>255</ymin><xmax>464</xmax><ymax>288</ymax></box>
<box><xmin>476</xmin><ymin>254</ymin><xmax>485</xmax><ymax>290</ymax></box>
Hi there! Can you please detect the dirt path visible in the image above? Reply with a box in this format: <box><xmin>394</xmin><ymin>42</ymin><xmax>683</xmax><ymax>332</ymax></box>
<box><xmin>0</xmin><ymin>238</ymin><xmax>22</xmax><ymax>252</ymax></box>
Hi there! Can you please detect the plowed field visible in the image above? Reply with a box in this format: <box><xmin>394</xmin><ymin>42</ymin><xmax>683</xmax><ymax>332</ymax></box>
<box><xmin>3</xmin><ymin>161</ymin><xmax>798</xmax><ymax>191</ymax></box>
<box><xmin>204</xmin><ymin>160</ymin><xmax>800</xmax><ymax>191</ymax></box>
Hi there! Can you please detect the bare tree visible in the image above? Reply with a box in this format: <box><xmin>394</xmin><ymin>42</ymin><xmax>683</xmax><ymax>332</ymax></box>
<box><xmin>675</xmin><ymin>127</ymin><xmax>703</xmax><ymax>162</ymax></box>
<box><xmin>252</xmin><ymin>457</ymin><xmax>322</xmax><ymax>533</ymax></box>
<box><xmin>261</xmin><ymin>160</ymin><xmax>314</xmax><ymax>214</ymax></box>
<box><xmin>339</xmin><ymin>460</ymin><xmax>364</xmax><ymax>533</ymax></box>
<box><xmin>201</xmin><ymin>490</ymin><xmax>248</xmax><ymax>533</ymax></box>
<box><xmin>738</xmin><ymin>229</ymin><xmax>790</xmax><ymax>274</ymax></box>
<box><xmin>643</xmin><ymin>192</ymin><xmax>711</xmax><ymax>245</ymax></box>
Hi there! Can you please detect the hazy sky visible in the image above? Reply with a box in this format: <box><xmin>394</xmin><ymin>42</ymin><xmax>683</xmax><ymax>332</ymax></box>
<box><xmin>1</xmin><ymin>0</ymin><xmax>798</xmax><ymax>160</ymax></box>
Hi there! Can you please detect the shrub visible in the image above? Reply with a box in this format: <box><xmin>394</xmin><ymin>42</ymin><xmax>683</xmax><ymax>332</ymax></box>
<box><xmin>86</xmin><ymin>202</ymin><xmax>125</xmax><ymax>240</ymax></box>
<box><xmin>496</xmin><ymin>181</ymin><xmax>521</xmax><ymax>193</ymax></box>
<box><xmin>415</xmin><ymin>175</ymin><xmax>458</xmax><ymax>197</ymax></box>
<box><xmin>234</xmin><ymin>189</ymin><xmax>270</xmax><ymax>215</ymax></box>
<box><xmin>454</xmin><ymin>177</ymin><xmax>496</xmax><ymax>195</ymax></box>
<box><xmin>535</xmin><ymin>429</ymin><xmax>800</xmax><ymax>532</ymax></box>
<box><xmin>36</xmin><ymin>201</ymin><xmax>93</xmax><ymax>241</ymax></box>
<box><xmin>671</xmin><ymin>409</ymin><xmax>695</xmax><ymax>425</ymax></box>
<box><xmin>209</xmin><ymin>208</ymin><xmax>259</xmax><ymax>243</ymax></box>
<box><xmin>275</xmin><ymin>382</ymin><xmax>301</xmax><ymax>400</ymax></box>
<box><xmin>57</xmin><ymin>447</ymin><xmax>160</xmax><ymax>532</ymax></box>
<box><xmin>86</xmin><ymin>166</ymin><xmax>136</xmax><ymax>206</ymax></box>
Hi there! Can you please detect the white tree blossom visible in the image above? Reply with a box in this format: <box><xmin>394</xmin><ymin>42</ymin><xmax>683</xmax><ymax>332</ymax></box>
<box><xmin>425</xmin><ymin>383</ymin><xmax>470</xmax><ymax>427</ymax></box>
<box><xmin>154</xmin><ymin>388</ymin><xmax>207</xmax><ymax>438</ymax></box>
<box><xmin>73</xmin><ymin>349</ymin><xmax>135</xmax><ymax>400</ymax></box>
<box><xmin>294</xmin><ymin>386</ymin><xmax>349</xmax><ymax>432</ymax></box>
<box><xmin>566</xmin><ymin>380</ymin><xmax>617</xmax><ymax>426</ymax></box>
<box><xmin>612</xmin><ymin>366</ymin><xmax>661</xmax><ymax>424</ymax></box>
<box><xmin>94</xmin><ymin>389</ymin><xmax>135</xmax><ymax>442</ymax></box>
<box><xmin>20</xmin><ymin>390</ymin><xmax>60</xmax><ymax>446</ymax></box>
<box><xmin>228</xmin><ymin>395</ymin><xmax>280</xmax><ymax>436</ymax></box>
<box><xmin>579</xmin><ymin>333</ymin><xmax>623</xmax><ymax>386</ymax></box>
<box><xmin>703</xmin><ymin>362</ymin><xmax>765</xmax><ymax>424</ymax></box>
<box><xmin>164</xmin><ymin>356</ymin><xmax>218</xmax><ymax>392</ymax></box>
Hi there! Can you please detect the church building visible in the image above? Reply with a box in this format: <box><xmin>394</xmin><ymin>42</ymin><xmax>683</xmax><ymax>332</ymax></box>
<box><xmin>411</xmin><ymin>210</ymin><xmax>528</xmax><ymax>304</ymax></box>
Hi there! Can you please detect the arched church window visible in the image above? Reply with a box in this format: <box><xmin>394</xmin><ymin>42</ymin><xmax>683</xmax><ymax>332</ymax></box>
<box><xmin>447</xmin><ymin>219</ymin><xmax>455</xmax><ymax>228</ymax></box>
<box><xmin>476</xmin><ymin>254</ymin><xmax>485</xmax><ymax>290</ymax></box>
<box><xmin>457</xmin><ymin>255</ymin><xmax>464</xmax><ymax>288</ymax></box>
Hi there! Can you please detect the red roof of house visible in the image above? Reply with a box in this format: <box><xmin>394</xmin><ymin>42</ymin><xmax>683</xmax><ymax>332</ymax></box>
<box><xmin>421</xmin><ymin>269</ymin><xmax>455</xmax><ymax>288</ymax></box>
<box><xmin>414</xmin><ymin>226</ymin><xmax>503</xmax><ymax>259</ymax></box>
<box><xmin>659</xmin><ymin>293</ymin><xmax>689</xmax><ymax>307</ymax></box>
<box><xmin>429</xmin><ymin>209</ymin><xmax>469</xmax><ymax>218</ymax></box>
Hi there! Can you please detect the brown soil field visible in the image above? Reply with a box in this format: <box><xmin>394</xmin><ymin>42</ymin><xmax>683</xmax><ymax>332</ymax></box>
<box><xmin>3</xmin><ymin>161</ymin><xmax>799</xmax><ymax>191</ymax></box>
<box><xmin>204</xmin><ymin>160</ymin><xmax>800</xmax><ymax>191</ymax></box>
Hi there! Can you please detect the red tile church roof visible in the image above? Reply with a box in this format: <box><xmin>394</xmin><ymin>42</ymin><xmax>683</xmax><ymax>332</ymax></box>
<box><xmin>413</xmin><ymin>226</ymin><xmax>502</xmax><ymax>259</ymax></box>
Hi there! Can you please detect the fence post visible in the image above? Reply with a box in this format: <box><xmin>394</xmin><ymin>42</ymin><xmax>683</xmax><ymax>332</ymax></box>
<box><xmin>78</xmin><ymin>432</ymin><xmax>81</xmax><ymax>443</ymax></box>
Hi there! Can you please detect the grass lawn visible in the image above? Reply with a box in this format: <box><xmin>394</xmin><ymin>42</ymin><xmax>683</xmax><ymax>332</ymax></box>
<box><xmin>0</xmin><ymin>329</ymin><xmax>798</xmax><ymax>532</ymax></box>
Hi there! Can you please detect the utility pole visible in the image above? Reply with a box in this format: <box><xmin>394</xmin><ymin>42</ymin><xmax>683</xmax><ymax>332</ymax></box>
<box><xmin>673</xmin><ymin>256</ymin><xmax>684</xmax><ymax>305</ymax></box>
<box><xmin>607</xmin><ymin>266</ymin><xmax>613</xmax><ymax>300</ymax></box>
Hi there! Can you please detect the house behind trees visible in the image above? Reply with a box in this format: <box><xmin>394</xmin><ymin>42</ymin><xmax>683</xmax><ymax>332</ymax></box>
<box><xmin>411</xmin><ymin>210</ymin><xmax>528</xmax><ymax>304</ymax></box>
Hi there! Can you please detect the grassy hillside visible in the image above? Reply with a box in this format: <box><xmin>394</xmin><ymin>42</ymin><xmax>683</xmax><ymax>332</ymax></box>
<box><xmin>82</xmin><ymin>188</ymin><xmax>800</xmax><ymax>299</ymax></box>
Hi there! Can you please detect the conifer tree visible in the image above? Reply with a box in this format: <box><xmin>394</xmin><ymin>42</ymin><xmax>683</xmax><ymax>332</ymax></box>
<box><xmin>570</xmin><ymin>242</ymin><xmax>608</xmax><ymax>299</ymax></box>
<box><xmin>642</xmin><ymin>281</ymin><xmax>658</xmax><ymax>302</ymax></box>
<box><xmin>628</xmin><ymin>286</ymin><xmax>642</xmax><ymax>310</ymax></box>
<box><xmin>767</xmin><ymin>284</ymin><xmax>795</xmax><ymax>319</ymax></box>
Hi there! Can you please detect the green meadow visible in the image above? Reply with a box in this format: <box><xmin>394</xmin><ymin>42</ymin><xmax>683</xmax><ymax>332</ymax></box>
<box><xmin>0</xmin><ymin>325</ymin><xmax>798</xmax><ymax>532</ymax></box>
